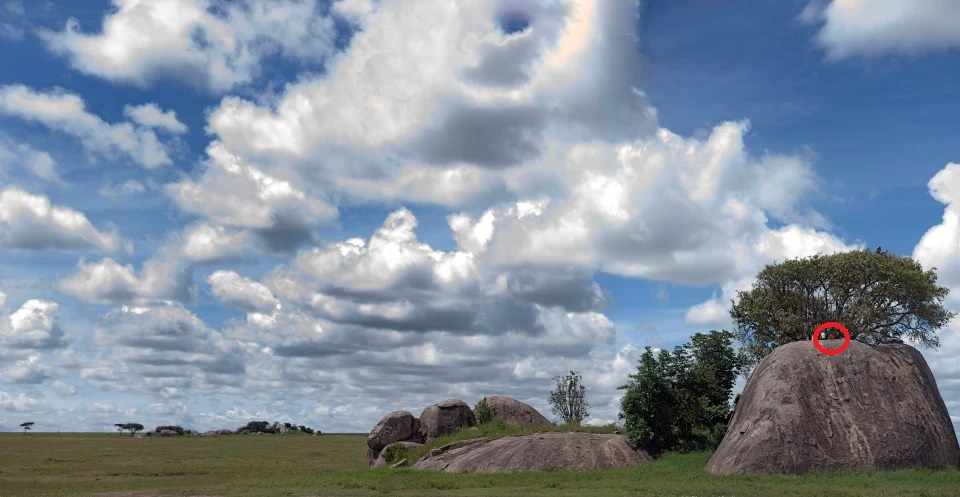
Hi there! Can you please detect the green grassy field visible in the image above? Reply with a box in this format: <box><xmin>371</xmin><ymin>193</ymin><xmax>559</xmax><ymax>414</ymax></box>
<box><xmin>2</xmin><ymin>433</ymin><xmax>959</xmax><ymax>497</ymax></box>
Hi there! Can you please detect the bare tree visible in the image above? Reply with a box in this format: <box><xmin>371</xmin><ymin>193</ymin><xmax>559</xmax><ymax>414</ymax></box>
<box><xmin>549</xmin><ymin>370</ymin><xmax>589</xmax><ymax>425</ymax></box>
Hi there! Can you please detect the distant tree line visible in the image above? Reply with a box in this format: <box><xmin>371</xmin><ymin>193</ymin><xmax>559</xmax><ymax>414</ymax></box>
<box><xmin>237</xmin><ymin>421</ymin><xmax>317</xmax><ymax>435</ymax></box>
<box><xmin>108</xmin><ymin>421</ymin><xmax>320</xmax><ymax>436</ymax></box>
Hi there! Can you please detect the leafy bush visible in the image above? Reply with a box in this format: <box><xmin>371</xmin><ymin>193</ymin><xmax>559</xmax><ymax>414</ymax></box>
<box><xmin>239</xmin><ymin>421</ymin><xmax>272</xmax><ymax>433</ymax></box>
<box><xmin>619</xmin><ymin>330</ymin><xmax>743</xmax><ymax>455</ymax></box>
<box><xmin>474</xmin><ymin>398</ymin><xmax>495</xmax><ymax>425</ymax></box>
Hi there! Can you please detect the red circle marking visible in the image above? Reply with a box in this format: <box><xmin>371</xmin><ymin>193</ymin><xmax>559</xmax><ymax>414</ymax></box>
<box><xmin>812</xmin><ymin>322</ymin><xmax>851</xmax><ymax>356</ymax></box>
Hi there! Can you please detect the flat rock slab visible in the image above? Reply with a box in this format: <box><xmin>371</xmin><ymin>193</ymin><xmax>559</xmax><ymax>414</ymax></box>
<box><xmin>413</xmin><ymin>432</ymin><xmax>651</xmax><ymax>473</ymax></box>
<box><xmin>707</xmin><ymin>340</ymin><xmax>960</xmax><ymax>475</ymax></box>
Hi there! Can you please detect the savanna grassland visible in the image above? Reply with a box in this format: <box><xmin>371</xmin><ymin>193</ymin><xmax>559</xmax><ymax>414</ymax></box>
<box><xmin>2</xmin><ymin>432</ymin><xmax>960</xmax><ymax>497</ymax></box>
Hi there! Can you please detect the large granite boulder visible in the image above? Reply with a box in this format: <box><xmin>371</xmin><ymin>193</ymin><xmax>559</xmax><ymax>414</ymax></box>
<box><xmin>482</xmin><ymin>396</ymin><xmax>551</xmax><ymax>427</ymax></box>
<box><xmin>419</xmin><ymin>399</ymin><xmax>476</xmax><ymax>440</ymax></box>
<box><xmin>414</xmin><ymin>432</ymin><xmax>650</xmax><ymax>472</ymax></box>
<box><xmin>367</xmin><ymin>411</ymin><xmax>422</xmax><ymax>463</ymax></box>
<box><xmin>707</xmin><ymin>340</ymin><xmax>960</xmax><ymax>475</ymax></box>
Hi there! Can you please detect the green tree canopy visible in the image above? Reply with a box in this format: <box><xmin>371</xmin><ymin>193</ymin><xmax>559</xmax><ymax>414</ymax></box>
<box><xmin>619</xmin><ymin>330</ymin><xmax>744</xmax><ymax>455</ymax></box>
<box><xmin>731</xmin><ymin>249</ymin><xmax>954</xmax><ymax>363</ymax></box>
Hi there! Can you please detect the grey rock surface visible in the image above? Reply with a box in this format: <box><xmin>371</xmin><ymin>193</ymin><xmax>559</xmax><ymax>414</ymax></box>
<box><xmin>419</xmin><ymin>399</ymin><xmax>475</xmax><ymax>440</ymax></box>
<box><xmin>371</xmin><ymin>441</ymin><xmax>424</xmax><ymax>468</ymax></box>
<box><xmin>367</xmin><ymin>410</ymin><xmax>422</xmax><ymax>464</ymax></box>
<box><xmin>707</xmin><ymin>340</ymin><xmax>960</xmax><ymax>475</ymax></box>
<box><xmin>482</xmin><ymin>395</ymin><xmax>551</xmax><ymax>427</ymax></box>
<box><xmin>413</xmin><ymin>432</ymin><xmax>650</xmax><ymax>473</ymax></box>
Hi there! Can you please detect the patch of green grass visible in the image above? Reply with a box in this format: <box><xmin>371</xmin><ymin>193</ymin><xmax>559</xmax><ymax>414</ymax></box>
<box><xmin>2</xmin><ymin>433</ymin><xmax>960</xmax><ymax>497</ymax></box>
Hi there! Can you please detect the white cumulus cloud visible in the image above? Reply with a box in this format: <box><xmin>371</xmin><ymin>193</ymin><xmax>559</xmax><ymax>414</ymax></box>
<box><xmin>0</xmin><ymin>138</ymin><xmax>59</xmax><ymax>182</ymax></box>
<box><xmin>198</xmin><ymin>0</ymin><xmax>656</xmax><ymax>207</ymax></box>
<box><xmin>208</xmin><ymin>270</ymin><xmax>279</xmax><ymax>314</ymax></box>
<box><xmin>912</xmin><ymin>163</ymin><xmax>960</xmax><ymax>432</ymax></box>
<box><xmin>123</xmin><ymin>103</ymin><xmax>188</xmax><ymax>134</ymax></box>
<box><xmin>915</xmin><ymin>163</ymin><xmax>960</xmax><ymax>306</ymax></box>
<box><xmin>807</xmin><ymin>0</ymin><xmax>960</xmax><ymax>59</ymax></box>
<box><xmin>59</xmin><ymin>256</ymin><xmax>191</xmax><ymax>305</ymax></box>
<box><xmin>1</xmin><ymin>299</ymin><xmax>65</xmax><ymax>350</ymax></box>
<box><xmin>178</xmin><ymin>222</ymin><xmax>252</xmax><ymax>263</ymax></box>
<box><xmin>167</xmin><ymin>143</ymin><xmax>337</xmax><ymax>251</ymax></box>
<box><xmin>0</xmin><ymin>187</ymin><xmax>122</xmax><ymax>252</ymax></box>
<box><xmin>41</xmin><ymin>0</ymin><xmax>337</xmax><ymax>93</ymax></box>
<box><xmin>0</xmin><ymin>85</ymin><xmax>174</xmax><ymax>169</ymax></box>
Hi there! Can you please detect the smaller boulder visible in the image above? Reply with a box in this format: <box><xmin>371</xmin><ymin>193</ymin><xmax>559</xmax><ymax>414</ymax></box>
<box><xmin>372</xmin><ymin>441</ymin><xmax>424</xmax><ymax>468</ymax></box>
<box><xmin>368</xmin><ymin>411</ymin><xmax>422</xmax><ymax>463</ymax></box>
<box><xmin>419</xmin><ymin>399</ymin><xmax>476</xmax><ymax>441</ymax></box>
<box><xmin>482</xmin><ymin>396</ymin><xmax>551</xmax><ymax>427</ymax></box>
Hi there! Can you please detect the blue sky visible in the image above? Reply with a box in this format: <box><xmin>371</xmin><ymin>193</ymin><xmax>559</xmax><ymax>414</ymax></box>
<box><xmin>1</xmin><ymin>0</ymin><xmax>959</xmax><ymax>433</ymax></box>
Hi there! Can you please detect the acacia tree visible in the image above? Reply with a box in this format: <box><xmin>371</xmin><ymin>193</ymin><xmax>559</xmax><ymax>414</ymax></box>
<box><xmin>732</xmin><ymin>249</ymin><xmax>954</xmax><ymax>363</ymax></box>
<box><xmin>20</xmin><ymin>422</ymin><xmax>34</xmax><ymax>434</ymax></box>
<box><xmin>549</xmin><ymin>370</ymin><xmax>589</xmax><ymax>425</ymax></box>
<box><xmin>114</xmin><ymin>423</ymin><xmax>144</xmax><ymax>436</ymax></box>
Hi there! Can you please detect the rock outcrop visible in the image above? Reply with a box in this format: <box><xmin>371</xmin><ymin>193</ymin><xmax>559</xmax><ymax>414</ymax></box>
<box><xmin>419</xmin><ymin>399</ymin><xmax>476</xmax><ymax>440</ymax></box>
<box><xmin>707</xmin><ymin>340</ymin><xmax>960</xmax><ymax>475</ymax></box>
<box><xmin>482</xmin><ymin>396</ymin><xmax>551</xmax><ymax>427</ymax></box>
<box><xmin>371</xmin><ymin>441</ymin><xmax>424</xmax><ymax>468</ymax></box>
<box><xmin>367</xmin><ymin>411</ymin><xmax>422</xmax><ymax>463</ymax></box>
<box><xmin>414</xmin><ymin>432</ymin><xmax>650</xmax><ymax>472</ymax></box>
